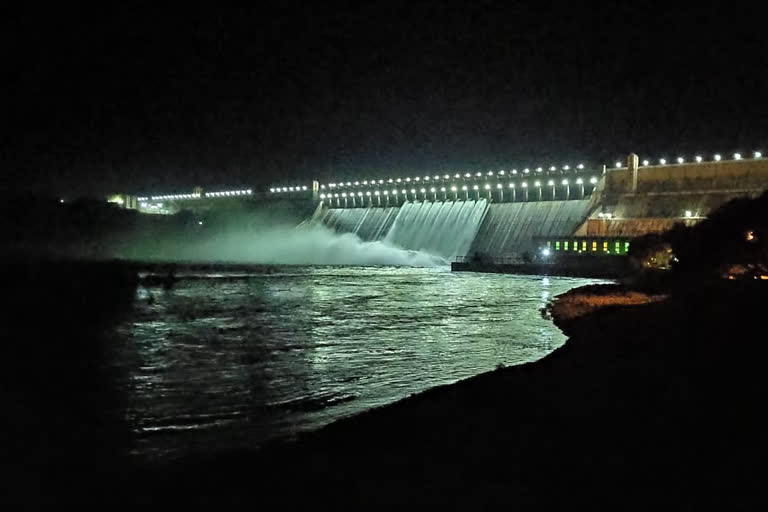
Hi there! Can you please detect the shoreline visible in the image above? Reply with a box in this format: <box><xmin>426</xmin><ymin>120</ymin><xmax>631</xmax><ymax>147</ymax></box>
<box><xmin>137</xmin><ymin>278</ymin><xmax>768</xmax><ymax>508</ymax></box>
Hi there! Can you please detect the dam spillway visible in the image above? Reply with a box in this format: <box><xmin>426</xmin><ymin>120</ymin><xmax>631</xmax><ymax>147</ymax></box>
<box><xmin>320</xmin><ymin>200</ymin><xmax>489</xmax><ymax>260</ymax></box>
<box><xmin>384</xmin><ymin>200</ymin><xmax>487</xmax><ymax>259</ymax></box>
<box><xmin>319</xmin><ymin>199</ymin><xmax>594</xmax><ymax>260</ymax></box>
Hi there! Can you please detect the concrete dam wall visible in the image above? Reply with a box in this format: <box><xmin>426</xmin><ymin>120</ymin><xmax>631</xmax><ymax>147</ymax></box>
<box><xmin>583</xmin><ymin>156</ymin><xmax>768</xmax><ymax>238</ymax></box>
<box><xmin>469</xmin><ymin>200</ymin><xmax>593</xmax><ymax>258</ymax></box>
<box><xmin>576</xmin><ymin>190</ymin><xmax>760</xmax><ymax>238</ymax></box>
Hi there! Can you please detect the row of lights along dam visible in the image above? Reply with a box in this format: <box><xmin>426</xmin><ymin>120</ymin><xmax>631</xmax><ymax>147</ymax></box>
<box><xmin>614</xmin><ymin>151</ymin><xmax>761</xmax><ymax>168</ymax></box>
<box><xmin>272</xmin><ymin>164</ymin><xmax>592</xmax><ymax>195</ymax></box>
<box><xmin>127</xmin><ymin>150</ymin><xmax>762</xmax><ymax>207</ymax></box>
<box><xmin>318</xmin><ymin>176</ymin><xmax>599</xmax><ymax>207</ymax></box>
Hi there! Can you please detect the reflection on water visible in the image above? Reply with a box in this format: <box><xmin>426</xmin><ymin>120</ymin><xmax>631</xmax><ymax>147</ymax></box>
<box><xmin>112</xmin><ymin>266</ymin><xmax>603</xmax><ymax>461</ymax></box>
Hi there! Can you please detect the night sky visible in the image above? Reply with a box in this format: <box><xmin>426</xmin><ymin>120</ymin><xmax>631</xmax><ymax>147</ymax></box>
<box><xmin>4</xmin><ymin>4</ymin><xmax>767</xmax><ymax>198</ymax></box>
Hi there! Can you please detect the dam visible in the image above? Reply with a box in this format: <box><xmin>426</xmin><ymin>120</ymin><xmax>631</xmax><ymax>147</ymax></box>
<box><xmin>122</xmin><ymin>152</ymin><xmax>768</xmax><ymax>265</ymax></box>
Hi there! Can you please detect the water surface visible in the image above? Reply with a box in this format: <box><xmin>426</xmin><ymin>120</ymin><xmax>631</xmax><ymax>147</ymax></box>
<box><xmin>111</xmin><ymin>266</ymin><xmax>602</xmax><ymax>461</ymax></box>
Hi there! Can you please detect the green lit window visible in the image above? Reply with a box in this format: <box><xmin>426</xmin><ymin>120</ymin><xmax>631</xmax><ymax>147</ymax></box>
<box><xmin>582</xmin><ymin>241</ymin><xmax>587</xmax><ymax>251</ymax></box>
<box><xmin>573</xmin><ymin>241</ymin><xmax>578</xmax><ymax>251</ymax></box>
<box><xmin>564</xmin><ymin>241</ymin><xmax>569</xmax><ymax>250</ymax></box>
<box><xmin>591</xmin><ymin>241</ymin><xmax>597</xmax><ymax>251</ymax></box>
<box><xmin>555</xmin><ymin>241</ymin><xmax>561</xmax><ymax>251</ymax></box>
<box><xmin>603</xmin><ymin>241</ymin><xmax>609</xmax><ymax>252</ymax></box>
<box><xmin>624</xmin><ymin>242</ymin><xmax>630</xmax><ymax>252</ymax></box>
<box><xmin>615</xmin><ymin>241</ymin><xmax>620</xmax><ymax>253</ymax></box>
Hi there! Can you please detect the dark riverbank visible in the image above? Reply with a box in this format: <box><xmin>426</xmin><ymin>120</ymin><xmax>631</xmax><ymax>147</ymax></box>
<box><xmin>3</xmin><ymin>261</ymin><xmax>139</xmax><ymax>508</ymax></box>
<box><xmin>131</xmin><ymin>278</ymin><xmax>767</xmax><ymax>509</ymax></box>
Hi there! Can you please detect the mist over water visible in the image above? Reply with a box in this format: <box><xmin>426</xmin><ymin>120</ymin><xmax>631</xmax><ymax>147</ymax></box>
<box><xmin>188</xmin><ymin>225</ymin><xmax>447</xmax><ymax>266</ymax></box>
<box><xmin>117</xmin><ymin>223</ymin><xmax>447</xmax><ymax>266</ymax></box>
<box><xmin>109</xmin><ymin>199</ymin><xmax>494</xmax><ymax>265</ymax></box>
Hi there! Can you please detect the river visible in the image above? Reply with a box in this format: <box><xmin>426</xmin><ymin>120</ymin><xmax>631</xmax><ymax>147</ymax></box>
<box><xmin>109</xmin><ymin>266</ymin><xmax>603</xmax><ymax>461</ymax></box>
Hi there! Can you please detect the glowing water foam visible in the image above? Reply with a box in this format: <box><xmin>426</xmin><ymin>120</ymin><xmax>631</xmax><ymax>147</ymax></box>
<box><xmin>240</xmin><ymin>225</ymin><xmax>447</xmax><ymax>266</ymax></box>
<box><xmin>321</xmin><ymin>207</ymin><xmax>399</xmax><ymax>241</ymax></box>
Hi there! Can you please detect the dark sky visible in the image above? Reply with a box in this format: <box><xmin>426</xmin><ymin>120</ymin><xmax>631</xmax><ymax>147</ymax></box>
<box><xmin>4</xmin><ymin>4</ymin><xmax>767</xmax><ymax>197</ymax></box>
